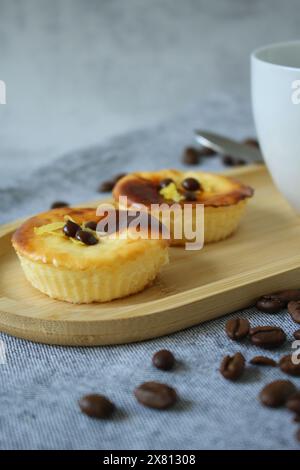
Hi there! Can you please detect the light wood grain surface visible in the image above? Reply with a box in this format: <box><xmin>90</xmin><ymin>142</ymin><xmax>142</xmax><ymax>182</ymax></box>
<box><xmin>0</xmin><ymin>165</ymin><xmax>300</xmax><ymax>346</ymax></box>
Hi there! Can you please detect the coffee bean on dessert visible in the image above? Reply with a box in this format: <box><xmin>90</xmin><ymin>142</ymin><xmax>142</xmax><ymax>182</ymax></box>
<box><xmin>249</xmin><ymin>326</ymin><xmax>286</xmax><ymax>349</ymax></box>
<box><xmin>184</xmin><ymin>191</ymin><xmax>197</xmax><ymax>201</ymax></box>
<box><xmin>250</xmin><ymin>356</ymin><xmax>277</xmax><ymax>367</ymax></box>
<box><xmin>220</xmin><ymin>352</ymin><xmax>245</xmax><ymax>381</ymax></box>
<box><xmin>275</xmin><ymin>289</ymin><xmax>300</xmax><ymax>304</ymax></box>
<box><xmin>182</xmin><ymin>147</ymin><xmax>200</xmax><ymax>165</ymax></box>
<box><xmin>134</xmin><ymin>381</ymin><xmax>177</xmax><ymax>410</ymax></box>
<box><xmin>279</xmin><ymin>355</ymin><xmax>300</xmax><ymax>377</ymax></box>
<box><xmin>63</xmin><ymin>220</ymin><xmax>81</xmax><ymax>238</ymax></box>
<box><xmin>98</xmin><ymin>180</ymin><xmax>115</xmax><ymax>192</ymax></box>
<box><xmin>286</xmin><ymin>392</ymin><xmax>300</xmax><ymax>414</ymax></box>
<box><xmin>288</xmin><ymin>300</ymin><xmax>300</xmax><ymax>324</ymax></box>
<box><xmin>243</xmin><ymin>138</ymin><xmax>259</xmax><ymax>148</ymax></box>
<box><xmin>152</xmin><ymin>350</ymin><xmax>175</xmax><ymax>371</ymax></box>
<box><xmin>158</xmin><ymin>178</ymin><xmax>174</xmax><ymax>190</ymax></box>
<box><xmin>294</xmin><ymin>330</ymin><xmax>300</xmax><ymax>340</ymax></box>
<box><xmin>50</xmin><ymin>201</ymin><xmax>69</xmax><ymax>209</ymax></box>
<box><xmin>75</xmin><ymin>229</ymin><xmax>98</xmax><ymax>245</ymax></box>
<box><xmin>182</xmin><ymin>177</ymin><xmax>201</xmax><ymax>192</ymax></box>
<box><xmin>259</xmin><ymin>380</ymin><xmax>296</xmax><ymax>408</ymax></box>
<box><xmin>256</xmin><ymin>294</ymin><xmax>285</xmax><ymax>313</ymax></box>
<box><xmin>85</xmin><ymin>221</ymin><xmax>98</xmax><ymax>231</ymax></box>
<box><xmin>225</xmin><ymin>318</ymin><xmax>250</xmax><ymax>340</ymax></box>
<box><xmin>78</xmin><ymin>394</ymin><xmax>115</xmax><ymax>419</ymax></box>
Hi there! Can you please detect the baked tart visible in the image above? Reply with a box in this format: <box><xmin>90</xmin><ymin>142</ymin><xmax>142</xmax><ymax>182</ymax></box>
<box><xmin>113</xmin><ymin>169</ymin><xmax>254</xmax><ymax>245</ymax></box>
<box><xmin>12</xmin><ymin>207</ymin><xmax>169</xmax><ymax>303</ymax></box>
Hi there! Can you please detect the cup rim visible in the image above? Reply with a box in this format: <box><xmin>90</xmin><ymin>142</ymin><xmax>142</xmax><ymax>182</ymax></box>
<box><xmin>251</xmin><ymin>40</ymin><xmax>300</xmax><ymax>71</ymax></box>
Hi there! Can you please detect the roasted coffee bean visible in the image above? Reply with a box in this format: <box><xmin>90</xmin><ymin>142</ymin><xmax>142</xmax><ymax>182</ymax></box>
<box><xmin>220</xmin><ymin>352</ymin><xmax>245</xmax><ymax>381</ymax></box>
<box><xmin>288</xmin><ymin>300</ymin><xmax>300</xmax><ymax>324</ymax></box>
<box><xmin>50</xmin><ymin>201</ymin><xmax>69</xmax><ymax>209</ymax></box>
<box><xmin>275</xmin><ymin>289</ymin><xmax>300</xmax><ymax>304</ymax></box>
<box><xmin>295</xmin><ymin>428</ymin><xmax>300</xmax><ymax>443</ymax></box>
<box><xmin>113</xmin><ymin>172</ymin><xmax>127</xmax><ymax>183</ymax></box>
<box><xmin>158</xmin><ymin>178</ymin><xmax>174</xmax><ymax>190</ymax></box>
<box><xmin>256</xmin><ymin>294</ymin><xmax>285</xmax><ymax>313</ymax></box>
<box><xmin>98</xmin><ymin>180</ymin><xmax>115</xmax><ymax>192</ymax></box>
<box><xmin>134</xmin><ymin>381</ymin><xmax>177</xmax><ymax>410</ymax></box>
<box><xmin>249</xmin><ymin>326</ymin><xmax>286</xmax><ymax>349</ymax></box>
<box><xmin>225</xmin><ymin>317</ymin><xmax>250</xmax><ymax>340</ymax></box>
<box><xmin>184</xmin><ymin>191</ymin><xmax>197</xmax><ymax>201</ymax></box>
<box><xmin>280</xmin><ymin>355</ymin><xmax>300</xmax><ymax>377</ymax></box>
<box><xmin>222</xmin><ymin>155</ymin><xmax>245</xmax><ymax>166</ymax></box>
<box><xmin>75</xmin><ymin>229</ymin><xmax>99</xmax><ymax>245</ymax></box>
<box><xmin>286</xmin><ymin>392</ymin><xmax>300</xmax><ymax>414</ymax></box>
<box><xmin>294</xmin><ymin>330</ymin><xmax>300</xmax><ymax>340</ymax></box>
<box><xmin>79</xmin><ymin>394</ymin><xmax>115</xmax><ymax>419</ymax></box>
<box><xmin>243</xmin><ymin>138</ymin><xmax>259</xmax><ymax>148</ymax></box>
<box><xmin>63</xmin><ymin>220</ymin><xmax>81</xmax><ymax>238</ymax></box>
<box><xmin>259</xmin><ymin>380</ymin><xmax>296</xmax><ymax>407</ymax></box>
<box><xmin>152</xmin><ymin>350</ymin><xmax>175</xmax><ymax>371</ymax></box>
<box><xmin>181</xmin><ymin>177</ymin><xmax>201</xmax><ymax>192</ymax></box>
<box><xmin>85</xmin><ymin>221</ymin><xmax>98</xmax><ymax>231</ymax></box>
<box><xmin>182</xmin><ymin>147</ymin><xmax>200</xmax><ymax>165</ymax></box>
<box><xmin>250</xmin><ymin>356</ymin><xmax>277</xmax><ymax>367</ymax></box>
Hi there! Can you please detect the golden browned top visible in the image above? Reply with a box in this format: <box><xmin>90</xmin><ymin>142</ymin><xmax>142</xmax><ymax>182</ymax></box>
<box><xmin>113</xmin><ymin>169</ymin><xmax>254</xmax><ymax>208</ymax></box>
<box><xmin>12</xmin><ymin>207</ymin><xmax>168</xmax><ymax>270</ymax></box>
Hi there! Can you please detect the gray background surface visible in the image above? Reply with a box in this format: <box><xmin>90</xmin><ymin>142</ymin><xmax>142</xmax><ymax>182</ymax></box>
<box><xmin>0</xmin><ymin>0</ymin><xmax>300</xmax><ymax>450</ymax></box>
<box><xmin>1</xmin><ymin>0</ymin><xmax>300</xmax><ymax>183</ymax></box>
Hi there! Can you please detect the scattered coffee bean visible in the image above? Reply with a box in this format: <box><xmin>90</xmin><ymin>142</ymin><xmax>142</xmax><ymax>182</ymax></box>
<box><xmin>220</xmin><ymin>352</ymin><xmax>245</xmax><ymax>381</ymax></box>
<box><xmin>225</xmin><ymin>318</ymin><xmax>250</xmax><ymax>341</ymax></box>
<box><xmin>75</xmin><ymin>229</ymin><xmax>99</xmax><ymax>246</ymax></box>
<box><xmin>134</xmin><ymin>381</ymin><xmax>177</xmax><ymax>410</ymax></box>
<box><xmin>275</xmin><ymin>289</ymin><xmax>300</xmax><ymax>304</ymax></box>
<box><xmin>184</xmin><ymin>191</ymin><xmax>197</xmax><ymax>201</ymax></box>
<box><xmin>250</xmin><ymin>356</ymin><xmax>277</xmax><ymax>367</ymax></box>
<box><xmin>85</xmin><ymin>221</ymin><xmax>98</xmax><ymax>231</ymax></box>
<box><xmin>181</xmin><ymin>177</ymin><xmax>201</xmax><ymax>192</ymax></box>
<box><xmin>182</xmin><ymin>147</ymin><xmax>200</xmax><ymax>165</ymax></box>
<box><xmin>293</xmin><ymin>414</ymin><xmax>300</xmax><ymax>423</ymax></box>
<box><xmin>288</xmin><ymin>300</ymin><xmax>300</xmax><ymax>324</ymax></box>
<box><xmin>152</xmin><ymin>350</ymin><xmax>175</xmax><ymax>371</ymax></box>
<box><xmin>280</xmin><ymin>355</ymin><xmax>300</xmax><ymax>377</ymax></box>
<box><xmin>294</xmin><ymin>330</ymin><xmax>300</xmax><ymax>340</ymax></box>
<box><xmin>50</xmin><ymin>201</ymin><xmax>69</xmax><ymax>209</ymax></box>
<box><xmin>78</xmin><ymin>394</ymin><xmax>115</xmax><ymax>419</ymax></box>
<box><xmin>249</xmin><ymin>326</ymin><xmax>286</xmax><ymax>349</ymax></box>
<box><xmin>259</xmin><ymin>380</ymin><xmax>296</xmax><ymax>408</ymax></box>
<box><xmin>256</xmin><ymin>294</ymin><xmax>285</xmax><ymax>313</ymax></box>
<box><xmin>113</xmin><ymin>173</ymin><xmax>127</xmax><ymax>183</ymax></box>
<box><xmin>295</xmin><ymin>428</ymin><xmax>300</xmax><ymax>443</ymax></box>
<box><xmin>158</xmin><ymin>178</ymin><xmax>174</xmax><ymax>190</ymax></box>
<box><xmin>222</xmin><ymin>156</ymin><xmax>246</xmax><ymax>167</ymax></box>
<box><xmin>243</xmin><ymin>138</ymin><xmax>259</xmax><ymax>148</ymax></box>
<box><xmin>63</xmin><ymin>220</ymin><xmax>81</xmax><ymax>238</ymax></box>
<box><xmin>286</xmin><ymin>392</ymin><xmax>300</xmax><ymax>414</ymax></box>
<box><xmin>98</xmin><ymin>180</ymin><xmax>115</xmax><ymax>192</ymax></box>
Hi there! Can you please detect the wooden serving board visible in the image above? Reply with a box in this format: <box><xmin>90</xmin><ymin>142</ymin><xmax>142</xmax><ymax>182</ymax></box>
<box><xmin>1</xmin><ymin>165</ymin><xmax>300</xmax><ymax>346</ymax></box>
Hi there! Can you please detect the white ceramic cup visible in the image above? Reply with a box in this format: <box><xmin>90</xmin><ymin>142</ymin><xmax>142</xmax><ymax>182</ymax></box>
<box><xmin>251</xmin><ymin>41</ymin><xmax>300</xmax><ymax>212</ymax></box>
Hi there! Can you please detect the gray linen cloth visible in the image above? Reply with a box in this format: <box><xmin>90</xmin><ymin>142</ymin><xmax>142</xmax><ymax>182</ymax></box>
<box><xmin>0</xmin><ymin>94</ymin><xmax>299</xmax><ymax>450</ymax></box>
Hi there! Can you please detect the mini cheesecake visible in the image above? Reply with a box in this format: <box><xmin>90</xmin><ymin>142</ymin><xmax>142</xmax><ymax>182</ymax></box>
<box><xmin>113</xmin><ymin>169</ymin><xmax>254</xmax><ymax>245</ymax></box>
<box><xmin>12</xmin><ymin>207</ymin><xmax>169</xmax><ymax>303</ymax></box>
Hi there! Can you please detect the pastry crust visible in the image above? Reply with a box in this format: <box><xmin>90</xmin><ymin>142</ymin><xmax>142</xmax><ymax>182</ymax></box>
<box><xmin>113</xmin><ymin>170</ymin><xmax>254</xmax><ymax>244</ymax></box>
<box><xmin>12</xmin><ymin>207</ymin><xmax>169</xmax><ymax>303</ymax></box>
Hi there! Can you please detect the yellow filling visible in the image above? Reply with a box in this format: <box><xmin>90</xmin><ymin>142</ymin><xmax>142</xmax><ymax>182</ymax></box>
<box><xmin>159</xmin><ymin>182</ymin><xmax>183</xmax><ymax>202</ymax></box>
